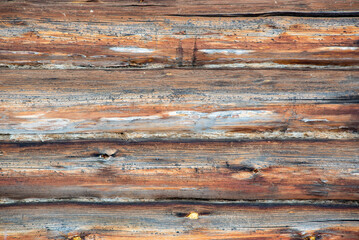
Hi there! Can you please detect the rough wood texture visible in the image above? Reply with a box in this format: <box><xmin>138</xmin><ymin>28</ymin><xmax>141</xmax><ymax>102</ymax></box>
<box><xmin>0</xmin><ymin>0</ymin><xmax>358</xmax><ymax>239</ymax></box>
<box><xmin>0</xmin><ymin>15</ymin><xmax>358</xmax><ymax>69</ymax></box>
<box><xmin>0</xmin><ymin>140</ymin><xmax>358</xmax><ymax>201</ymax></box>
<box><xmin>0</xmin><ymin>69</ymin><xmax>358</xmax><ymax>141</ymax></box>
<box><xmin>1</xmin><ymin>0</ymin><xmax>358</xmax><ymax>18</ymax></box>
<box><xmin>0</xmin><ymin>201</ymin><xmax>358</xmax><ymax>239</ymax></box>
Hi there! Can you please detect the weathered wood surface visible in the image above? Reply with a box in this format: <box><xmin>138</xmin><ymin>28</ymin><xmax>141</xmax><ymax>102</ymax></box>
<box><xmin>0</xmin><ymin>201</ymin><xmax>358</xmax><ymax>239</ymax></box>
<box><xmin>0</xmin><ymin>15</ymin><xmax>358</xmax><ymax>69</ymax></box>
<box><xmin>0</xmin><ymin>69</ymin><xmax>358</xmax><ymax>141</ymax></box>
<box><xmin>0</xmin><ymin>140</ymin><xmax>358</xmax><ymax>201</ymax></box>
<box><xmin>1</xmin><ymin>0</ymin><xmax>359</xmax><ymax>18</ymax></box>
<box><xmin>0</xmin><ymin>0</ymin><xmax>358</xmax><ymax>239</ymax></box>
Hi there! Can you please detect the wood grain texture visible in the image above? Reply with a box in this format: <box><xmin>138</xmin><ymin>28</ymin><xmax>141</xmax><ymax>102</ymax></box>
<box><xmin>0</xmin><ymin>140</ymin><xmax>358</xmax><ymax>201</ymax></box>
<box><xmin>1</xmin><ymin>0</ymin><xmax>358</xmax><ymax>19</ymax></box>
<box><xmin>0</xmin><ymin>69</ymin><xmax>358</xmax><ymax>141</ymax></box>
<box><xmin>0</xmin><ymin>15</ymin><xmax>358</xmax><ymax>69</ymax></box>
<box><xmin>0</xmin><ymin>1</ymin><xmax>358</xmax><ymax>238</ymax></box>
<box><xmin>0</xmin><ymin>201</ymin><xmax>358</xmax><ymax>240</ymax></box>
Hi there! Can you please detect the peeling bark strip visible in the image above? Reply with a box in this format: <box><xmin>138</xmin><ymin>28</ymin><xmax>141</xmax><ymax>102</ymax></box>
<box><xmin>0</xmin><ymin>69</ymin><xmax>358</xmax><ymax>141</ymax></box>
<box><xmin>0</xmin><ymin>201</ymin><xmax>358</xmax><ymax>239</ymax></box>
<box><xmin>0</xmin><ymin>140</ymin><xmax>358</xmax><ymax>201</ymax></box>
<box><xmin>0</xmin><ymin>16</ymin><xmax>358</xmax><ymax>69</ymax></box>
<box><xmin>1</xmin><ymin>0</ymin><xmax>359</xmax><ymax>18</ymax></box>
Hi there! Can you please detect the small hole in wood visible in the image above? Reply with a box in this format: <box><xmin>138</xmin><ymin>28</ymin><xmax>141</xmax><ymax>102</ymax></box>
<box><xmin>99</xmin><ymin>153</ymin><xmax>110</xmax><ymax>159</ymax></box>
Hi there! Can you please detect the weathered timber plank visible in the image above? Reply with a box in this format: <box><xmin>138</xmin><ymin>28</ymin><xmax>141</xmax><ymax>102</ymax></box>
<box><xmin>0</xmin><ymin>201</ymin><xmax>358</xmax><ymax>239</ymax></box>
<box><xmin>0</xmin><ymin>16</ymin><xmax>358</xmax><ymax>69</ymax></box>
<box><xmin>1</xmin><ymin>0</ymin><xmax>358</xmax><ymax>19</ymax></box>
<box><xmin>2</xmin><ymin>69</ymin><xmax>357</xmax><ymax>106</ymax></box>
<box><xmin>0</xmin><ymin>140</ymin><xmax>358</xmax><ymax>201</ymax></box>
<box><xmin>0</xmin><ymin>69</ymin><xmax>357</xmax><ymax>141</ymax></box>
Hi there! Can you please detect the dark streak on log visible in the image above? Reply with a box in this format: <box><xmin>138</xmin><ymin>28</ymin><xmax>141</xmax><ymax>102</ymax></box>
<box><xmin>0</xmin><ymin>69</ymin><xmax>358</xmax><ymax>141</ymax></box>
<box><xmin>0</xmin><ymin>201</ymin><xmax>358</xmax><ymax>240</ymax></box>
<box><xmin>170</xmin><ymin>11</ymin><xmax>359</xmax><ymax>18</ymax></box>
<box><xmin>0</xmin><ymin>140</ymin><xmax>358</xmax><ymax>201</ymax></box>
<box><xmin>1</xmin><ymin>0</ymin><xmax>359</xmax><ymax>18</ymax></box>
<box><xmin>0</xmin><ymin>14</ymin><xmax>358</xmax><ymax>69</ymax></box>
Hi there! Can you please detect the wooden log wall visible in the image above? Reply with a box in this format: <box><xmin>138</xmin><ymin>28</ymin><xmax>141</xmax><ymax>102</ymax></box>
<box><xmin>0</xmin><ymin>1</ymin><xmax>358</xmax><ymax>239</ymax></box>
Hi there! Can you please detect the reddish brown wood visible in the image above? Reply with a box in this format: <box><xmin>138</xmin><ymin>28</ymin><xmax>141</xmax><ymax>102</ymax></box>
<box><xmin>0</xmin><ymin>16</ymin><xmax>358</xmax><ymax>69</ymax></box>
<box><xmin>0</xmin><ymin>69</ymin><xmax>358</xmax><ymax>141</ymax></box>
<box><xmin>0</xmin><ymin>140</ymin><xmax>358</xmax><ymax>201</ymax></box>
<box><xmin>0</xmin><ymin>201</ymin><xmax>358</xmax><ymax>240</ymax></box>
<box><xmin>1</xmin><ymin>0</ymin><xmax>358</xmax><ymax>19</ymax></box>
<box><xmin>0</xmin><ymin>1</ymin><xmax>358</xmax><ymax>238</ymax></box>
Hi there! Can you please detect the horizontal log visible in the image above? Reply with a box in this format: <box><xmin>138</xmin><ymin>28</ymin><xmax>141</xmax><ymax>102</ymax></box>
<box><xmin>0</xmin><ymin>69</ymin><xmax>358</xmax><ymax>141</ymax></box>
<box><xmin>0</xmin><ymin>201</ymin><xmax>358</xmax><ymax>239</ymax></box>
<box><xmin>0</xmin><ymin>140</ymin><xmax>358</xmax><ymax>201</ymax></box>
<box><xmin>1</xmin><ymin>0</ymin><xmax>358</xmax><ymax>19</ymax></box>
<box><xmin>0</xmin><ymin>16</ymin><xmax>358</xmax><ymax>69</ymax></box>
